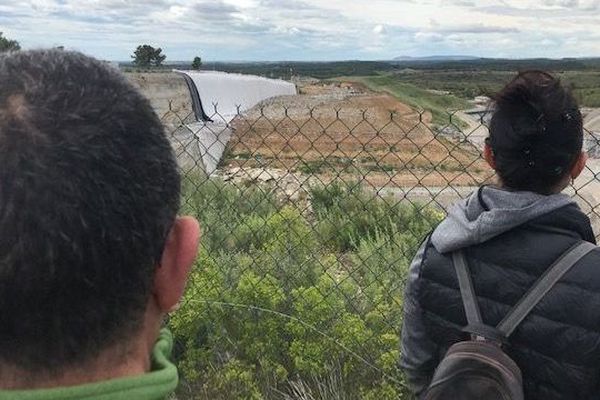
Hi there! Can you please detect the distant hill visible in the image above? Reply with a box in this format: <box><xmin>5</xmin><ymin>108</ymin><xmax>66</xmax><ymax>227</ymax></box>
<box><xmin>118</xmin><ymin>57</ymin><xmax>600</xmax><ymax>81</ymax></box>
<box><xmin>393</xmin><ymin>55</ymin><xmax>480</xmax><ymax>62</ymax></box>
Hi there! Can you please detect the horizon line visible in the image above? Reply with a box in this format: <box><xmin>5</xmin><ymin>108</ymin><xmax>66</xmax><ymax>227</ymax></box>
<box><xmin>112</xmin><ymin>56</ymin><xmax>600</xmax><ymax>64</ymax></box>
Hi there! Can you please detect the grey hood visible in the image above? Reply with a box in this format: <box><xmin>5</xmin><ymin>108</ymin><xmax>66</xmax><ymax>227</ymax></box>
<box><xmin>431</xmin><ymin>186</ymin><xmax>577</xmax><ymax>253</ymax></box>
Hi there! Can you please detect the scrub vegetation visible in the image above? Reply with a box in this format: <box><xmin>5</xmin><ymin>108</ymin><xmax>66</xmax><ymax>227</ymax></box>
<box><xmin>170</xmin><ymin>177</ymin><xmax>443</xmax><ymax>399</ymax></box>
<box><xmin>338</xmin><ymin>74</ymin><xmax>470</xmax><ymax>126</ymax></box>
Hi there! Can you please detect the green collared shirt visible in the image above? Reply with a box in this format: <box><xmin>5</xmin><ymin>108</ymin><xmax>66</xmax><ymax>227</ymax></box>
<box><xmin>0</xmin><ymin>329</ymin><xmax>178</xmax><ymax>400</ymax></box>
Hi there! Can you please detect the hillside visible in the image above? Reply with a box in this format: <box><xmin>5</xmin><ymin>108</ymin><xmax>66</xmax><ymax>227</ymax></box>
<box><xmin>225</xmin><ymin>80</ymin><xmax>491</xmax><ymax>188</ymax></box>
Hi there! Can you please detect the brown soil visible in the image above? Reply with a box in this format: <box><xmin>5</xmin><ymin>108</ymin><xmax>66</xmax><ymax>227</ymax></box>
<box><xmin>124</xmin><ymin>73</ymin><xmax>493</xmax><ymax>187</ymax></box>
<box><xmin>226</xmin><ymin>81</ymin><xmax>493</xmax><ymax>187</ymax></box>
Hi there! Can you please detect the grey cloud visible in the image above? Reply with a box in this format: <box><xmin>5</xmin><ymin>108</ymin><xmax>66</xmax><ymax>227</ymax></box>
<box><xmin>438</xmin><ymin>24</ymin><xmax>520</xmax><ymax>34</ymax></box>
<box><xmin>192</xmin><ymin>1</ymin><xmax>240</xmax><ymax>21</ymax></box>
<box><xmin>403</xmin><ymin>0</ymin><xmax>476</xmax><ymax>6</ymax></box>
<box><xmin>260</xmin><ymin>0</ymin><xmax>317</xmax><ymax>10</ymax></box>
<box><xmin>30</xmin><ymin>0</ymin><xmax>175</xmax><ymax>26</ymax></box>
<box><xmin>478</xmin><ymin>0</ymin><xmax>600</xmax><ymax>15</ymax></box>
<box><xmin>452</xmin><ymin>0</ymin><xmax>476</xmax><ymax>6</ymax></box>
<box><xmin>477</xmin><ymin>6</ymin><xmax>531</xmax><ymax>15</ymax></box>
<box><xmin>93</xmin><ymin>0</ymin><xmax>169</xmax><ymax>8</ymax></box>
<box><xmin>64</xmin><ymin>0</ymin><xmax>170</xmax><ymax>14</ymax></box>
<box><xmin>6</xmin><ymin>0</ymin><xmax>600</xmax><ymax>61</ymax></box>
<box><xmin>193</xmin><ymin>1</ymin><xmax>238</xmax><ymax>14</ymax></box>
<box><xmin>542</xmin><ymin>0</ymin><xmax>578</xmax><ymax>6</ymax></box>
<box><xmin>422</xmin><ymin>21</ymin><xmax>519</xmax><ymax>35</ymax></box>
<box><xmin>542</xmin><ymin>0</ymin><xmax>600</xmax><ymax>8</ymax></box>
<box><xmin>0</xmin><ymin>7</ymin><xmax>30</xmax><ymax>19</ymax></box>
<box><xmin>259</xmin><ymin>0</ymin><xmax>341</xmax><ymax>20</ymax></box>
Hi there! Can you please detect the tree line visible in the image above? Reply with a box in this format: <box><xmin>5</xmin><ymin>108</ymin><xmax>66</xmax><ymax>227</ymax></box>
<box><xmin>130</xmin><ymin>44</ymin><xmax>201</xmax><ymax>70</ymax></box>
<box><xmin>130</xmin><ymin>44</ymin><xmax>201</xmax><ymax>69</ymax></box>
<box><xmin>0</xmin><ymin>32</ymin><xmax>21</xmax><ymax>52</ymax></box>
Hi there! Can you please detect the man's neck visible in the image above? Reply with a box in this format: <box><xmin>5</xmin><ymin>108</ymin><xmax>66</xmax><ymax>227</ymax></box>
<box><xmin>0</xmin><ymin>341</ymin><xmax>150</xmax><ymax>390</ymax></box>
<box><xmin>0</xmin><ymin>302</ymin><xmax>164</xmax><ymax>390</ymax></box>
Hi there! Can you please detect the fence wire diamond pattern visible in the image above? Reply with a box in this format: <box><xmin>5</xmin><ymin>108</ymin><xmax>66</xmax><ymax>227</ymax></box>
<box><xmin>161</xmin><ymin>104</ymin><xmax>600</xmax><ymax>400</ymax></box>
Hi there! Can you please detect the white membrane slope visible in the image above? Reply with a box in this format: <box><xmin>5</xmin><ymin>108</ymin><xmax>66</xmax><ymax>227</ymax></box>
<box><xmin>176</xmin><ymin>70</ymin><xmax>297</xmax><ymax>175</ymax></box>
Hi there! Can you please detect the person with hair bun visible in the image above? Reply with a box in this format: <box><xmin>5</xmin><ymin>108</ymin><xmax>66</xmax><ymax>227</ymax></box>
<box><xmin>487</xmin><ymin>70</ymin><xmax>586</xmax><ymax>195</ymax></box>
<box><xmin>400</xmin><ymin>71</ymin><xmax>600</xmax><ymax>400</ymax></box>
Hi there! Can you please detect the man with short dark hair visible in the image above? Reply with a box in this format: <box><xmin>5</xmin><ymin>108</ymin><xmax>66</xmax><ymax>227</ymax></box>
<box><xmin>0</xmin><ymin>49</ymin><xmax>200</xmax><ymax>399</ymax></box>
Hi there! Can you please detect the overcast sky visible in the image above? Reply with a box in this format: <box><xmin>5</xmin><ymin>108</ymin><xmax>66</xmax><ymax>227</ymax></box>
<box><xmin>2</xmin><ymin>0</ymin><xmax>600</xmax><ymax>61</ymax></box>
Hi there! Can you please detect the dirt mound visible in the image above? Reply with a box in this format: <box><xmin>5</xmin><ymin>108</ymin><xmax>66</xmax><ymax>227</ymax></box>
<box><xmin>226</xmin><ymin>81</ymin><xmax>491</xmax><ymax>188</ymax></box>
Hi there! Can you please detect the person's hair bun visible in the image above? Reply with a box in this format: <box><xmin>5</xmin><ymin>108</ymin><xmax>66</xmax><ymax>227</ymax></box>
<box><xmin>488</xmin><ymin>70</ymin><xmax>583</xmax><ymax>194</ymax></box>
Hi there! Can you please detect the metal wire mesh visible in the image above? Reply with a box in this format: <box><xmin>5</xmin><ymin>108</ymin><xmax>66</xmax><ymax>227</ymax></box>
<box><xmin>161</xmin><ymin>103</ymin><xmax>600</xmax><ymax>400</ymax></box>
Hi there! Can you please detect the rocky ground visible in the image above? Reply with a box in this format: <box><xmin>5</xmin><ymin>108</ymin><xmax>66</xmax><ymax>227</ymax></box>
<box><xmin>216</xmin><ymin>167</ymin><xmax>313</xmax><ymax>204</ymax></box>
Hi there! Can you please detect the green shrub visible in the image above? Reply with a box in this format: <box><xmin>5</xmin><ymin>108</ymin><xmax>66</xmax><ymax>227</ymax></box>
<box><xmin>310</xmin><ymin>181</ymin><xmax>441</xmax><ymax>252</ymax></box>
<box><xmin>171</xmin><ymin>177</ymin><xmax>443</xmax><ymax>399</ymax></box>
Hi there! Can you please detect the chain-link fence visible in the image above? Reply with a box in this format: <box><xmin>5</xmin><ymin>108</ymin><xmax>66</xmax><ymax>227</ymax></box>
<box><xmin>160</xmin><ymin>102</ymin><xmax>600</xmax><ymax>400</ymax></box>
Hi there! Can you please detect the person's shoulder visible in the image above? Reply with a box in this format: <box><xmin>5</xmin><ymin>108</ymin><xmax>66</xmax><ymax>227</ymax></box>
<box><xmin>530</xmin><ymin>202</ymin><xmax>595</xmax><ymax>242</ymax></box>
<box><xmin>584</xmin><ymin>246</ymin><xmax>600</xmax><ymax>261</ymax></box>
<box><xmin>565</xmin><ymin>244</ymin><xmax>600</xmax><ymax>291</ymax></box>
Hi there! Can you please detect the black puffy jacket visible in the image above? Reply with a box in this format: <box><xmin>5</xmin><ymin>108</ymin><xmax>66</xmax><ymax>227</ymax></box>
<box><xmin>401</xmin><ymin>195</ymin><xmax>600</xmax><ymax>399</ymax></box>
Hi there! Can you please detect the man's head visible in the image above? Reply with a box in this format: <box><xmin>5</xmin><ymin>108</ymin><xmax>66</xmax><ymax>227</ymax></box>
<box><xmin>485</xmin><ymin>70</ymin><xmax>587</xmax><ymax>194</ymax></box>
<box><xmin>0</xmin><ymin>50</ymin><xmax>199</xmax><ymax>386</ymax></box>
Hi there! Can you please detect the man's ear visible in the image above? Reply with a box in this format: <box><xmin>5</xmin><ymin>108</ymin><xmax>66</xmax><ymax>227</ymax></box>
<box><xmin>483</xmin><ymin>143</ymin><xmax>497</xmax><ymax>170</ymax></box>
<box><xmin>153</xmin><ymin>216</ymin><xmax>200</xmax><ymax>313</ymax></box>
<box><xmin>571</xmin><ymin>151</ymin><xmax>588</xmax><ymax>181</ymax></box>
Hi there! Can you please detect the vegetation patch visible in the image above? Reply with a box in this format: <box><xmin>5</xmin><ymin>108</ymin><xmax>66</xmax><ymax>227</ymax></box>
<box><xmin>170</xmin><ymin>177</ymin><xmax>444</xmax><ymax>399</ymax></box>
<box><xmin>339</xmin><ymin>74</ymin><xmax>470</xmax><ymax>127</ymax></box>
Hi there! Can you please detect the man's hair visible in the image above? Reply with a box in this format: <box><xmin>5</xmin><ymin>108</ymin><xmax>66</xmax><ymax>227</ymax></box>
<box><xmin>0</xmin><ymin>50</ymin><xmax>180</xmax><ymax>372</ymax></box>
<box><xmin>488</xmin><ymin>70</ymin><xmax>584</xmax><ymax>194</ymax></box>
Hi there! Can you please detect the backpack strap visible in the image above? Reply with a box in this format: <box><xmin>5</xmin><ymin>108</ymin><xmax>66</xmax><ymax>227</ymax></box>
<box><xmin>452</xmin><ymin>250</ymin><xmax>483</xmax><ymax>326</ymax></box>
<box><xmin>453</xmin><ymin>250</ymin><xmax>506</xmax><ymax>342</ymax></box>
<box><xmin>496</xmin><ymin>241</ymin><xmax>596</xmax><ymax>338</ymax></box>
